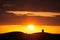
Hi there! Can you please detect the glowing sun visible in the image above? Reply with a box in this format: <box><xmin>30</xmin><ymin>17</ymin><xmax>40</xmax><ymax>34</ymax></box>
<box><xmin>27</xmin><ymin>25</ymin><xmax>35</xmax><ymax>30</ymax></box>
<box><xmin>23</xmin><ymin>25</ymin><xmax>36</xmax><ymax>34</ymax></box>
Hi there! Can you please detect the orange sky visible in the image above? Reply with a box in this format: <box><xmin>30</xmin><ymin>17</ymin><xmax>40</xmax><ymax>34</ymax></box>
<box><xmin>6</xmin><ymin>11</ymin><xmax>60</xmax><ymax>17</ymax></box>
<box><xmin>0</xmin><ymin>25</ymin><xmax>60</xmax><ymax>34</ymax></box>
<box><xmin>0</xmin><ymin>11</ymin><xmax>60</xmax><ymax>34</ymax></box>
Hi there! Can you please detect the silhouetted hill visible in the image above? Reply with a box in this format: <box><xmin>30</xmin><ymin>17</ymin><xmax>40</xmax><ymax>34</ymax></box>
<box><xmin>0</xmin><ymin>31</ymin><xmax>60</xmax><ymax>40</ymax></box>
<box><xmin>33</xmin><ymin>32</ymin><xmax>60</xmax><ymax>40</ymax></box>
<box><xmin>0</xmin><ymin>31</ymin><xmax>25</xmax><ymax>40</ymax></box>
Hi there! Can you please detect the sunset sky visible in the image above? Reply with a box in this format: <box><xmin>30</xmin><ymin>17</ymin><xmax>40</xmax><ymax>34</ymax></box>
<box><xmin>0</xmin><ymin>0</ymin><xmax>60</xmax><ymax>34</ymax></box>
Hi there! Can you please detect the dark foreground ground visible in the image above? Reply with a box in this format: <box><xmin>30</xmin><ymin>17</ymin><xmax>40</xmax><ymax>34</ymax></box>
<box><xmin>0</xmin><ymin>31</ymin><xmax>60</xmax><ymax>40</ymax></box>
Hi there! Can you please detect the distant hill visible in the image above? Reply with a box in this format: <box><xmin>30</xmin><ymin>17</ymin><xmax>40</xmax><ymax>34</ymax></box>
<box><xmin>0</xmin><ymin>31</ymin><xmax>60</xmax><ymax>40</ymax></box>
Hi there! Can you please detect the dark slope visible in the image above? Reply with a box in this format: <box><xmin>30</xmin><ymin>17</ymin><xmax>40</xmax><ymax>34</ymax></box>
<box><xmin>0</xmin><ymin>31</ymin><xmax>60</xmax><ymax>40</ymax></box>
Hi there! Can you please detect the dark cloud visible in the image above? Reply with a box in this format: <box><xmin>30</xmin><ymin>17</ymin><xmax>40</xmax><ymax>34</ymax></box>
<box><xmin>0</xmin><ymin>12</ymin><xmax>60</xmax><ymax>26</ymax></box>
<box><xmin>0</xmin><ymin>0</ymin><xmax>60</xmax><ymax>12</ymax></box>
<box><xmin>2</xmin><ymin>4</ymin><xmax>13</xmax><ymax>7</ymax></box>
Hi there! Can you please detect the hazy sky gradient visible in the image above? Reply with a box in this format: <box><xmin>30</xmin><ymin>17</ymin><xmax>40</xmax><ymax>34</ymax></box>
<box><xmin>0</xmin><ymin>0</ymin><xmax>60</xmax><ymax>34</ymax></box>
